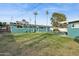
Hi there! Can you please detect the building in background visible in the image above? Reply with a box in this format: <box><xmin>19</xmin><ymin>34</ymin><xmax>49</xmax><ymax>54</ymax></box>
<box><xmin>0</xmin><ymin>22</ymin><xmax>10</xmax><ymax>32</ymax></box>
<box><xmin>68</xmin><ymin>20</ymin><xmax>79</xmax><ymax>38</ymax></box>
<box><xmin>52</xmin><ymin>21</ymin><xmax>68</xmax><ymax>34</ymax></box>
<box><xmin>58</xmin><ymin>21</ymin><xmax>68</xmax><ymax>33</ymax></box>
<box><xmin>10</xmin><ymin>20</ymin><xmax>52</xmax><ymax>33</ymax></box>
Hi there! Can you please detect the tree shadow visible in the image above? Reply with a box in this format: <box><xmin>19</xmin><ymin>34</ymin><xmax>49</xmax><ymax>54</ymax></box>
<box><xmin>74</xmin><ymin>37</ymin><xmax>79</xmax><ymax>43</ymax></box>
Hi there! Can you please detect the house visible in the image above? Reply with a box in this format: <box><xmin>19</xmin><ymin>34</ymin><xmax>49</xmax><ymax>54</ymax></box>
<box><xmin>16</xmin><ymin>19</ymin><xmax>29</xmax><ymax>27</ymax></box>
<box><xmin>10</xmin><ymin>21</ymin><xmax>52</xmax><ymax>33</ymax></box>
<box><xmin>68</xmin><ymin>20</ymin><xmax>79</xmax><ymax>38</ymax></box>
<box><xmin>52</xmin><ymin>21</ymin><xmax>68</xmax><ymax>34</ymax></box>
<box><xmin>58</xmin><ymin>21</ymin><xmax>68</xmax><ymax>33</ymax></box>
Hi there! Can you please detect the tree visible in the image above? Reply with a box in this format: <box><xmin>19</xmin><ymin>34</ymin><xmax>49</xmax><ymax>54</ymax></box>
<box><xmin>34</xmin><ymin>11</ymin><xmax>38</xmax><ymax>32</ymax></box>
<box><xmin>51</xmin><ymin>12</ymin><xmax>66</xmax><ymax>22</ymax></box>
<box><xmin>3</xmin><ymin>22</ymin><xmax>7</xmax><ymax>27</ymax></box>
<box><xmin>0</xmin><ymin>22</ymin><xmax>3</xmax><ymax>28</ymax></box>
<box><xmin>50</xmin><ymin>12</ymin><xmax>67</xmax><ymax>32</ymax></box>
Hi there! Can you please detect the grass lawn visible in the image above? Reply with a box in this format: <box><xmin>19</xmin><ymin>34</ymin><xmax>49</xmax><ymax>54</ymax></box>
<box><xmin>0</xmin><ymin>32</ymin><xmax>79</xmax><ymax>56</ymax></box>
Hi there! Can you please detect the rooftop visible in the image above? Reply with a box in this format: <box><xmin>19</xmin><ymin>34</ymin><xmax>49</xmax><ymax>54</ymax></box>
<box><xmin>10</xmin><ymin>22</ymin><xmax>52</xmax><ymax>27</ymax></box>
<box><xmin>68</xmin><ymin>20</ymin><xmax>79</xmax><ymax>24</ymax></box>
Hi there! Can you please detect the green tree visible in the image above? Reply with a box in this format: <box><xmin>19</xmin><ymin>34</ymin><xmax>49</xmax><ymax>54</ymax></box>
<box><xmin>3</xmin><ymin>22</ymin><xmax>7</xmax><ymax>27</ymax></box>
<box><xmin>0</xmin><ymin>22</ymin><xmax>3</xmax><ymax>28</ymax></box>
<box><xmin>50</xmin><ymin>12</ymin><xmax>66</xmax><ymax>32</ymax></box>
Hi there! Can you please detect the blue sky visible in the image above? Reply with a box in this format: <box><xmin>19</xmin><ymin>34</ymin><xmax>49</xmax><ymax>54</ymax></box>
<box><xmin>0</xmin><ymin>3</ymin><xmax>79</xmax><ymax>25</ymax></box>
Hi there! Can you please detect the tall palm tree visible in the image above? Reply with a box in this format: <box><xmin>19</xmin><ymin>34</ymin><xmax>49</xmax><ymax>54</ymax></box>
<box><xmin>46</xmin><ymin>10</ymin><xmax>49</xmax><ymax>32</ymax></box>
<box><xmin>34</xmin><ymin>11</ymin><xmax>38</xmax><ymax>32</ymax></box>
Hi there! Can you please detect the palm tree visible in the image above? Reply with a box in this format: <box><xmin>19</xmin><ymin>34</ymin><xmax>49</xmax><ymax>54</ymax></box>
<box><xmin>34</xmin><ymin>11</ymin><xmax>38</xmax><ymax>32</ymax></box>
<box><xmin>46</xmin><ymin>10</ymin><xmax>49</xmax><ymax>32</ymax></box>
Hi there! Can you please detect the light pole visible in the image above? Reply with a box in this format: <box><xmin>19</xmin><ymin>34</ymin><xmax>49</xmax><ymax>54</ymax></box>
<box><xmin>46</xmin><ymin>10</ymin><xmax>49</xmax><ymax>32</ymax></box>
<box><xmin>10</xmin><ymin>16</ymin><xmax>14</xmax><ymax>26</ymax></box>
<box><xmin>11</xmin><ymin>16</ymin><xmax>14</xmax><ymax>22</ymax></box>
<box><xmin>34</xmin><ymin>11</ymin><xmax>38</xmax><ymax>32</ymax></box>
<box><xmin>29</xmin><ymin>17</ymin><xmax>31</xmax><ymax>32</ymax></box>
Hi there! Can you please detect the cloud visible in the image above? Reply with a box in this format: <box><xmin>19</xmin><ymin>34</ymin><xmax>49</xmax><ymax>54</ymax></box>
<box><xmin>0</xmin><ymin>3</ymin><xmax>79</xmax><ymax>25</ymax></box>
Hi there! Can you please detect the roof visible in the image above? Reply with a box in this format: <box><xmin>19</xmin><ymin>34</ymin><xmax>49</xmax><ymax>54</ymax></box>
<box><xmin>68</xmin><ymin>20</ymin><xmax>79</xmax><ymax>24</ymax></box>
<box><xmin>29</xmin><ymin>24</ymin><xmax>52</xmax><ymax>27</ymax></box>
<box><xmin>10</xmin><ymin>22</ymin><xmax>52</xmax><ymax>27</ymax></box>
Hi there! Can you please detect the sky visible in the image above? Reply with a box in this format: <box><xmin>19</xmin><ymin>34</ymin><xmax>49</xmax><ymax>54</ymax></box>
<box><xmin>0</xmin><ymin>3</ymin><xmax>79</xmax><ymax>25</ymax></box>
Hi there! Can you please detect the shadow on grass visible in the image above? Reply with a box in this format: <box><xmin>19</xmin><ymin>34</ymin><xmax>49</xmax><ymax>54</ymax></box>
<box><xmin>20</xmin><ymin>33</ymin><xmax>49</xmax><ymax>48</ymax></box>
<box><xmin>19</xmin><ymin>33</ymin><xmax>53</xmax><ymax>55</ymax></box>
<box><xmin>73</xmin><ymin>36</ymin><xmax>79</xmax><ymax>44</ymax></box>
<box><xmin>0</xmin><ymin>32</ymin><xmax>22</xmax><ymax>56</ymax></box>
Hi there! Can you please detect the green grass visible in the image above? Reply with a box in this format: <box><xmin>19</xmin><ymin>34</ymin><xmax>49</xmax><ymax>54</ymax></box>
<box><xmin>0</xmin><ymin>32</ymin><xmax>79</xmax><ymax>55</ymax></box>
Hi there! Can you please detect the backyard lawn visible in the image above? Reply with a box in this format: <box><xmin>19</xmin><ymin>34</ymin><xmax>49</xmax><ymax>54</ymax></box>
<box><xmin>0</xmin><ymin>32</ymin><xmax>79</xmax><ymax>56</ymax></box>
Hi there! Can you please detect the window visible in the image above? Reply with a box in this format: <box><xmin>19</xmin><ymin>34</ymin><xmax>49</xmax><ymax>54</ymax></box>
<box><xmin>72</xmin><ymin>24</ymin><xmax>74</xmax><ymax>27</ymax></box>
<box><xmin>40</xmin><ymin>27</ymin><xmax>44</xmax><ymax>29</ymax></box>
<box><xmin>17</xmin><ymin>25</ymin><xmax>23</xmax><ymax>28</ymax></box>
